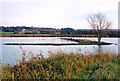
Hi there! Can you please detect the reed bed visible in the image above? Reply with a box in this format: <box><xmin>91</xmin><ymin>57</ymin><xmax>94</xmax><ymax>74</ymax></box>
<box><xmin>1</xmin><ymin>50</ymin><xmax>120</xmax><ymax>80</ymax></box>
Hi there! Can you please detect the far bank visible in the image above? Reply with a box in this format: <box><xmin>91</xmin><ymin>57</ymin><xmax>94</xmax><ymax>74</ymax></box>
<box><xmin>1</xmin><ymin>34</ymin><xmax>120</xmax><ymax>37</ymax></box>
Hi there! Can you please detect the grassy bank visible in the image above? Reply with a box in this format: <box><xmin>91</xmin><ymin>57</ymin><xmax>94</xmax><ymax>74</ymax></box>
<box><xmin>61</xmin><ymin>38</ymin><xmax>113</xmax><ymax>45</ymax></box>
<box><xmin>1</xmin><ymin>34</ymin><xmax>111</xmax><ymax>37</ymax></box>
<box><xmin>1</xmin><ymin>51</ymin><xmax>120</xmax><ymax>80</ymax></box>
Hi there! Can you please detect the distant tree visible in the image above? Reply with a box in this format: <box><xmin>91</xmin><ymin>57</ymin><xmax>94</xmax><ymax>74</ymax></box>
<box><xmin>87</xmin><ymin>13</ymin><xmax>112</xmax><ymax>42</ymax></box>
<box><xmin>61</xmin><ymin>28</ymin><xmax>75</xmax><ymax>34</ymax></box>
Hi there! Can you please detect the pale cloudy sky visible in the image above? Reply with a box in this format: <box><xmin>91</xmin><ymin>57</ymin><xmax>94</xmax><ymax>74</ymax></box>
<box><xmin>0</xmin><ymin>0</ymin><xmax>119</xmax><ymax>29</ymax></box>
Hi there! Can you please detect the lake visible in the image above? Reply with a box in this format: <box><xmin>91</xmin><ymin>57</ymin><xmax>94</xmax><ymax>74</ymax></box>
<box><xmin>1</xmin><ymin>37</ymin><xmax>119</xmax><ymax>66</ymax></box>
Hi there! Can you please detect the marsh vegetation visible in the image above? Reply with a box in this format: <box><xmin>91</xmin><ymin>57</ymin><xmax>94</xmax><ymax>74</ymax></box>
<box><xmin>1</xmin><ymin>50</ymin><xmax>120</xmax><ymax>80</ymax></box>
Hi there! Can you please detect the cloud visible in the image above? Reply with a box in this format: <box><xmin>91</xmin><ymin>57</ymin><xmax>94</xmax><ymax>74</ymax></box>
<box><xmin>0</xmin><ymin>0</ymin><xmax>119</xmax><ymax>29</ymax></box>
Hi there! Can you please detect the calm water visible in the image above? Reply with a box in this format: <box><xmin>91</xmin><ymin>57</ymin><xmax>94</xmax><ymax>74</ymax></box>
<box><xmin>1</xmin><ymin>37</ymin><xmax>118</xmax><ymax>65</ymax></box>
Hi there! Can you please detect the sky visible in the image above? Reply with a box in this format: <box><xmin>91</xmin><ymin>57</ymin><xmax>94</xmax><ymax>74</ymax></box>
<box><xmin>0</xmin><ymin>0</ymin><xmax>119</xmax><ymax>29</ymax></box>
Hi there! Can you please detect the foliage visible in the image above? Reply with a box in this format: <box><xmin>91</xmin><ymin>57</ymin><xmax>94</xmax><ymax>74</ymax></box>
<box><xmin>1</xmin><ymin>51</ymin><xmax>120</xmax><ymax>80</ymax></box>
<box><xmin>60</xmin><ymin>28</ymin><xmax>75</xmax><ymax>34</ymax></box>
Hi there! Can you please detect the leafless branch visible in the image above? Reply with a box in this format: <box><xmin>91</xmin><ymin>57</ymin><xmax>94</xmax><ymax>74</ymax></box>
<box><xmin>86</xmin><ymin>12</ymin><xmax>112</xmax><ymax>42</ymax></box>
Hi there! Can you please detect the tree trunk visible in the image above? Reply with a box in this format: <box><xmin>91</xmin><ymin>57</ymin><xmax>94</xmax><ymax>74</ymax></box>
<box><xmin>98</xmin><ymin>37</ymin><xmax>101</xmax><ymax>42</ymax></box>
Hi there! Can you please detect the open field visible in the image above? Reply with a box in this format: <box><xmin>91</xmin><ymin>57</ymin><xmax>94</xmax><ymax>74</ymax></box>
<box><xmin>0</xmin><ymin>32</ymin><xmax>14</xmax><ymax>34</ymax></box>
<box><xmin>1</xmin><ymin>51</ymin><xmax>120</xmax><ymax>80</ymax></box>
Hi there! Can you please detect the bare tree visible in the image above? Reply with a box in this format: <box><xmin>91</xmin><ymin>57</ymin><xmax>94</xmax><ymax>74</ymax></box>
<box><xmin>87</xmin><ymin>13</ymin><xmax>112</xmax><ymax>42</ymax></box>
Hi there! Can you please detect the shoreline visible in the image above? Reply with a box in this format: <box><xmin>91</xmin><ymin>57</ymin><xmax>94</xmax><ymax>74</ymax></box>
<box><xmin>4</xmin><ymin>38</ymin><xmax>113</xmax><ymax>45</ymax></box>
<box><xmin>0</xmin><ymin>34</ymin><xmax>119</xmax><ymax>38</ymax></box>
<box><xmin>4</xmin><ymin>43</ymin><xmax>112</xmax><ymax>45</ymax></box>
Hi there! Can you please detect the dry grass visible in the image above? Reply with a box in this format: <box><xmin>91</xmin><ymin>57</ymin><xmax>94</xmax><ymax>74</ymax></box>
<box><xmin>1</xmin><ymin>34</ymin><xmax>107</xmax><ymax>37</ymax></box>
<box><xmin>1</xmin><ymin>50</ymin><xmax>120</xmax><ymax>80</ymax></box>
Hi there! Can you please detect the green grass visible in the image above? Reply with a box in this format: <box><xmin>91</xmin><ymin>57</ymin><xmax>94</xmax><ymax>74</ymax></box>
<box><xmin>1</xmin><ymin>50</ymin><xmax>120</xmax><ymax>80</ymax></box>
<box><xmin>18</xmin><ymin>32</ymin><xmax>25</xmax><ymax>34</ymax></box>
<box><xmin>1</xmin><ymin>32</ymin><xmax>14</xmax><ymax>34</ymax></box>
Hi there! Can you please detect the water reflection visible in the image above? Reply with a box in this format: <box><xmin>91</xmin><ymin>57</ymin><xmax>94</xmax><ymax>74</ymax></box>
<box><xmin>96</xmin><ymin>45</ymin><xmax>102</xmax><ymax>52</ymax></box>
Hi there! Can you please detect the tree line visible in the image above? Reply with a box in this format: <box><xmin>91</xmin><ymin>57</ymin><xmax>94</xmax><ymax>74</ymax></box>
<box><xmin>0</xmin><ymin>26</ymin><xmax>119</xmax><ymax>37</ymax></box>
